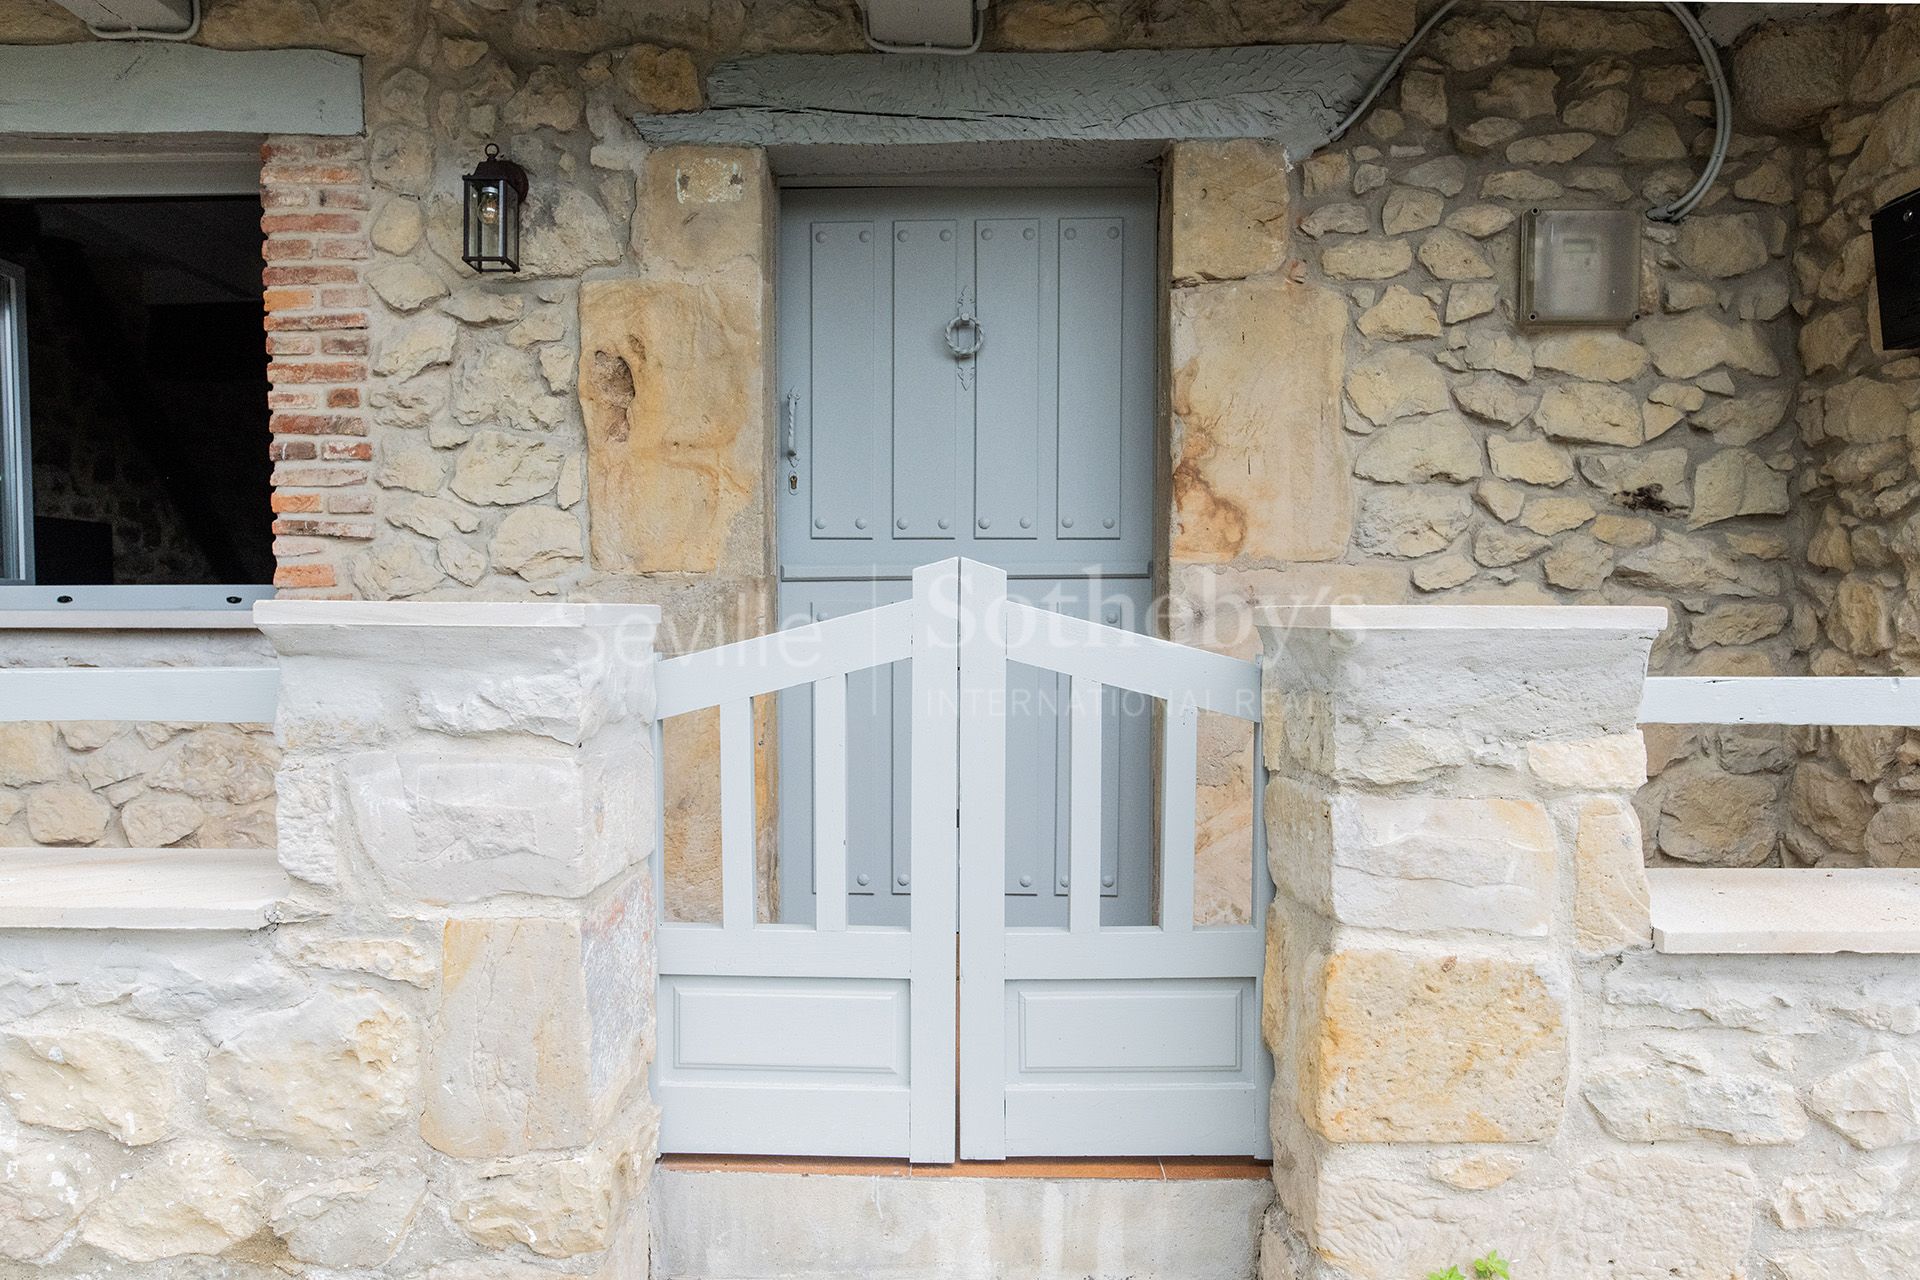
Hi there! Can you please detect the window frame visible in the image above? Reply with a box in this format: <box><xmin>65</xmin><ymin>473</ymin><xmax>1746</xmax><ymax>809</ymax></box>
<box><xmin>0</xmin><ymin>257</ymin><xmax>31</xmax><ymax>587</ymax></box>
<box><xmin>0</xmin><ymin>178</ymin><xmax>276</xmax><ymax>613</ymax></box>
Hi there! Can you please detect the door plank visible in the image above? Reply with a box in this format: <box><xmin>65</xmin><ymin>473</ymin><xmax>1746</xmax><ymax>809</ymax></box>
<box><xmin>973</xmin><ymin>218</ymin><xmax>1041</xmax><ymax>541</ymax></box>
<box><xmin>808</xmin><ymin>219</ymin><xmax>881</xmax><ymax>542</ymax></box>
<box><xmin>892</xmin><ymin>220</ymin><xmax>960</xmax><ymax>542</ymax></box>
<box><xmin>1055</xmin><ymin>217</ymin><xmax>1125</xmax><ymax>544</ymax></box>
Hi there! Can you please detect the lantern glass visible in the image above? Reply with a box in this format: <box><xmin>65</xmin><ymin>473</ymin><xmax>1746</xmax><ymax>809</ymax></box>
<box><xmin>461</xmin><ymin>147</ymin><xmax>525</xmax><ymax>272</ymax></box>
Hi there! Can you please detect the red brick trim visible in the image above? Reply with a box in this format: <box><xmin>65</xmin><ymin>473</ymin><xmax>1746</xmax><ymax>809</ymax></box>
<box><xmin>260</xmin><ymin>136</ymin><xmax>375</xmax><ymax>597</ymax></box>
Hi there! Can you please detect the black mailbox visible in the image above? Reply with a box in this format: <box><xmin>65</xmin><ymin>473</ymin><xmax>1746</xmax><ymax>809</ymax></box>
<box><xmin>1873</xmin><ymin>187</ymin><xmax>1920</xmax><ymax>350</ymax></box>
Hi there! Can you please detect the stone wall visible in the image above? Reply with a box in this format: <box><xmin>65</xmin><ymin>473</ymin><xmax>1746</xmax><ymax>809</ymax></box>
<box><xmin>3</xmin><ymin>0</ymin><xmax>1854</xmax><ymax>887</ymax></box>
<box><xmin>0</xmin><ymin>720</ymin><xmax>277</xmax><ymax>849</ymax></box>
<box><xmin>1277</xmin><ymin>3</ymin><xmax>1813</xmax><ymax>876</ymax></box>
<box><xmin>1770</xmin><ymin>7</ymin><xmax>1920</xmax><ymax>869</ymax></box>
<box><xmin>0</xmin><ymin>604</ymin><xmax>660</xmax><ymax>1277</ymax></box>
<box><xmin>1</xmin><ymin>630</ymin><xmax>280</xmax><ymax>851</ymax></box>
<box><xmin>1257</xmin><ymin>606</ymin><xmax>1920</xmax><ymax>1280</ymax></box>
<box><xmin>6</xmin><ymin>0</ymin><xmax>1913</xmax><ymax>883</ymax></box>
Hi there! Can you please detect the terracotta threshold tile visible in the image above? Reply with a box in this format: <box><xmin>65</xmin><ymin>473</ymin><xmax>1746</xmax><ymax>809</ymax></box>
<box><xmin>658</xmin><ymin>1154</ymin><xmax>1271</xmax><ymax>1181</ymax></box>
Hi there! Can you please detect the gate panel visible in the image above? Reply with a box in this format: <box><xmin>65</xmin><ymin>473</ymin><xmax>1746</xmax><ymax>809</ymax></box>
<box><xmin>653</xmin><ymin>563</ymin><xmax>958</xmax><ymax>1163</ymax></box>
<box><xmin>657</xmin><ymin>558</ymin><xmax>1269</xmax><ymax>1162</ymax></box>
<box><xmin>959</xmin><ymin>581</ymin><xmax>1274</xmax><ymax>1160</ymax></box>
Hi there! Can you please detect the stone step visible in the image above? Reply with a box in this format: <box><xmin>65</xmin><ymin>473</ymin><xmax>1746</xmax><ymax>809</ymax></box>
<box><xmin>651</xmin><ymin>1166</ymin><xmax>1274</xmax><ymax>1280</ymax></box>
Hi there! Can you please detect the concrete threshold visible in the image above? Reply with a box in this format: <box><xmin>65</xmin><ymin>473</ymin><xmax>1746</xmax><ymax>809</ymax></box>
<box><xmin>652</xmin><ymin>1161</ymin><xmax>1274</xmax><ymax>1280</ymax></box>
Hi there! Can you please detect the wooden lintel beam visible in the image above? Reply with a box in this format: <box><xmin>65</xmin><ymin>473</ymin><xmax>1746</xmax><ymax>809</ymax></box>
<box><xmin>631</xmin><ymin>44</ymin><xmax>1394</xmax><ymax>158</ymax></box>
<box><xmin>49</xmin><ymin>0</ymin><xmax>194</xmax><ymax>33</ymax></box>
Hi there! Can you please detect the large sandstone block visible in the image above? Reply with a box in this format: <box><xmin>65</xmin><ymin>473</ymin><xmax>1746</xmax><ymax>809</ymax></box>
<box><xmin>0</xmin><ymin>1016</ymin><xmax>179</xmax><ymax>1145</ymax></box>
<box><xmin>270</xmin><ymin>1163</ymin><xmax>428</xmax><ymax>1267</ymax></box>
<box><xmin>451</xmin><ymin>1099</ymin><xmax>654</xmax><ymax>1261</ymax></box>
<box><xmin>1171</xmin><ymin>279</ymin><xmax>1350</xmax><ymax>563</ymax></box>
<box><xmin>633</xmin><ymin>145</ymin><xmax>768</xmax><ymax>285</ymax></box>
<box><xmin>1304</xmin><ymin>947</ymin><xmax>1568</xmax><ymax>1142</ymax></box>
<box><xmin>1269</xmin><ymin>785</ymin><xmax>1557</xmax><ymax>936</ymax></box>
<box><xmin>1262</xmin><ymin>619</ymin><xmax>1661</xmax><ymax>748</ymax></box>
<box><xmin>1167</xmin><ymin>139</ymin><xmax>1289</xmax><ymax>284</ymax></box>
<box><xmin>262</xmin><ymin>604</ymin><xmax>660</xmax><ymax>754</ymax></box>
<box><xmin>1573</xmin><ymin>796</ymin><xmax>1652</xmax><ymax>953</ymax></box>
<box><xmin>342</xmin><ymin>745</ymin><xmax>650</xmax><ymax>903</ymax></box>
<box><xmin>1583</xmin><ymin>1057</ymin><xmax>1808</xmax><ymax>1144</ymax></box>
<box><xmin>1309</xmin><ymin>1150</ymin><xmax>1758</xmax><ymax>1280</ymax></box>
<box><xmin>206</xmin><ymin>987</ymin><xmax>420</xmax><ymax>1154</ymax></box>
<box><xmin>580</xmin><ymin>276</ymin><xmax>767</xmax><ymax>575</ymax></box>
<box><xmin>78</xmin><ymin>1140</ymin><xmax>265</xmax><ymax>1262</ymax></box>
<box><xmin>0</xmin><ymin>1141</ymin><xmax>101</xmax><ymax>1262</ymax></box>
<box><xmin>422</xmin><ymin>874</ymin><xmax>652</xmax><ymax>1159</ymax></box>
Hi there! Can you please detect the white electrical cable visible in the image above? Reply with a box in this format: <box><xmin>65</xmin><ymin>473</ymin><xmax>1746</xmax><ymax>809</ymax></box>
<box><xmin>86</xmin><ymin>0</ymin><xmax>201</xmax><ymax>40</ymax></box>
<box><xmin>1644</xmin><ymin>1</ymin><xmax>1733</xmax><ymax>222</ymax></box>
<box><xmin>1324</xmin><ymin>0</ymin><xmax>1730</xmax><ymax>223</ymax></box>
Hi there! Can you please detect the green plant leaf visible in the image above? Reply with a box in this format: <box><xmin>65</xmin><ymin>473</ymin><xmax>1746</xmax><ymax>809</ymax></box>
<box><xmin>1426</xmin><ymin>1268</ymin><xmax>1468</xmax><ymax>1280</ymax></box>
<box><xmin>1473</xmin><ymin>1250</ymin><xmax>1511</xmax><ymax>1279</ymax></box>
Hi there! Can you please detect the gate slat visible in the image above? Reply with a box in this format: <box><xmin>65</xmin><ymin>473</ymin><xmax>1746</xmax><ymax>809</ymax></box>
<box><xmin>1069</xmin><ymin>675</ymin><xmax>1102</xmax><ymax>934</ymax></box>
<box><xmin>720</xmin><ymin>698</ymin><xmax>755</xmax><ymax>934</ymax></box>
<box><xmin>1159</xmin><ymin>702</ymin><xmax>1198</xmax><ymax>933</ymax></box>
<box><xmin>958</xmin><ymin>558</ymin><xmax>1011</xmax><ymax>1160</ymax></box>
<box><xmin>812</xmin><ymin>673</ymin><xmax>849</xmax><ymax>931</ymax></box>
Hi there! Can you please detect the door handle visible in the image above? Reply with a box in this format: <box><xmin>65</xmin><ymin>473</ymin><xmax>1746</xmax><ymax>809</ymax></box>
<box><xmin>784</xmin><ymin>390</ymin><xmax>799</xmax><ymax>465</ymax></box>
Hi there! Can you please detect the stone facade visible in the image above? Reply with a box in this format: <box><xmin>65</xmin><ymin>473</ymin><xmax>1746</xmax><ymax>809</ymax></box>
<box><xmin>1281</xmin><ymin>4</ymin><xmax>1818</xmax><ymax>880</ymax></box>
<box><xmin>0</xmin><ymin>605</ymin><xmax>661</xmax><ymax>1276</ymax></box>
<box><xmin>1773</xmin><ymin>7</ymin><xmax>1920</xmax><ymax>869</ymax></box>
<box><xmin>4</xmin><ymin>0</ymin><xmax>1891</xmax><ymax>888</ymax></box>
<box><xmin>1257</xmin><ymin>605</ymin><xmax>1920</xmax><ymax>1280</ymax></box>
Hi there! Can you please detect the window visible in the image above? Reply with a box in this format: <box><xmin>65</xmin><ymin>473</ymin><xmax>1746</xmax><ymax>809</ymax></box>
<box><xmin>0</xmin><ymin>196</ymin><xmax>273</xmax><ymax>609</ymax></box>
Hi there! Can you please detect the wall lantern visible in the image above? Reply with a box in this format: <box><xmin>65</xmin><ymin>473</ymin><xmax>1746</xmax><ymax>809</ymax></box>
<box><xmin>461</xmin><ymin>143</ymin><xmax>528</xmax><ymax>273</ymax></box>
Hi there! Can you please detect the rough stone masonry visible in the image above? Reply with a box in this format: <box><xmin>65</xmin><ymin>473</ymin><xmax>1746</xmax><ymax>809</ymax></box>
<box><xmin>1257</xmin><ymin>604</ymin><xmax>1920</xmax><ymax>1279</ymax></box>
<box><xmin>0</xmin><ymin>0</ymin><xmax>1903</xmax><ymax>889</ymax></box>
<box><xmin>1</xmin><ymin>0</ymin><xmax>1920</xmax><ymax>1275</ymax></box>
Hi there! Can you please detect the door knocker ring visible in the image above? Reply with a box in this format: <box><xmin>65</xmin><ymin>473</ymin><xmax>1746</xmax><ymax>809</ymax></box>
<box><xmin>945</xmin><ymin>312</ymin><xmax>984</xmax><ymax>359</ymax></box>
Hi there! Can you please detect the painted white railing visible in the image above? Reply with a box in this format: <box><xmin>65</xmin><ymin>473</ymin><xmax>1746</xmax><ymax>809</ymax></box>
<box><xmin>0</xmin><ymin>666</ymin><xmax>279</xmax><ymax>723</ymax></box>
<box><xmin>1640</xmin><ymin>674</ymin><xmax>1920</xmax><ymax>957</ymax></box>
<box><xmin>0</xmin><ymin>655</ymin><xmax>286</xmax><ymax>932</ymax></box>
<box><xmin>1640</xmin><ymin>675</ymin><xmax>1920</xmax><ymax>726</ymax></box>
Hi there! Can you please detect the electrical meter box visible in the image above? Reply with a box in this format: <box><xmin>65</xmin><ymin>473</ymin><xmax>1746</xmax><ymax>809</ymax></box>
<box><xmin>1872</xmin><ymin>187</ymin><xmax>1920</xmax><ymax>350</ymax></box>
<box><xmin>1519</xmin><ymin>208</ymin><xmax>1641</xmax><ymax>327</ymax></box>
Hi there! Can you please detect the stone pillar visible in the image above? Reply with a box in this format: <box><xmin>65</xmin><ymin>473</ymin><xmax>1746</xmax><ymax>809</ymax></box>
<box><xmin>1255</xmin><ymin>603</ymin><xmax>1663</xmax><ymax>1280</ymax></box>
<box><xmin>258</xmin><ymin>600</ymin><xmax>661</xmax><ymax>1277</ymax></box>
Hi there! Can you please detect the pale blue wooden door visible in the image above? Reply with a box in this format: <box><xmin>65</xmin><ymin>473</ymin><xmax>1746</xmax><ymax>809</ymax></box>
<box><xmin>776</xmin><ymin>185</ymin><xmax>1157</xmax><ymax>928</ymax></box>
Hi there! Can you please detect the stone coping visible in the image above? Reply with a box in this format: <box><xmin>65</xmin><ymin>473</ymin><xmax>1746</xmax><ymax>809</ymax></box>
<box><xmin>0</xmin><ymin>611</ymin><xmax>260</xmax><ymax>630</ymax></box>
<box><xmin>1648</xmin><ymin>867</ymin><xmax>1920</xmax><ymax>955</ymax></box>
<box><xmin>1254</xmin><ymin>603</ymin><xmax>1671</xmax><ymax>632</ymax></box>
<box><xmin>254</xmin><ymin>600</ymin><xmax>662</xmax><ymax>630</ymax></box>
<box><xmin>0</xmin><ymin>848</ymin><xmax>291</xmax><ymax>931</ymax></box>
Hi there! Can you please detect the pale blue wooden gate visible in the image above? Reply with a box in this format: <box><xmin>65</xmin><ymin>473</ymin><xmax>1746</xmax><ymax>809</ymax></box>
<box><xmin>774</xmin><ymin>185</ymin><xmax>1158</xmax><ymax>929</ymax></box>
<box><xmin>651</xmin><ymin>560</ymin><xmax>1273</xmax><ymax>1161</ymax></box>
